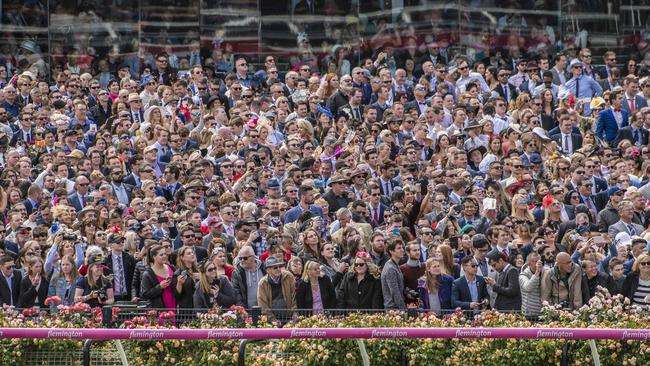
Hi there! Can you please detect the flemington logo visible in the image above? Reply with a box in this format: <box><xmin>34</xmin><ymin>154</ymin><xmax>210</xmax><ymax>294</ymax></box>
<box><xmin>128</xmin><ymin>330</ymin><xmax>165</xmax><ymax>339</ymax></box>
<box><xmin>622</xmin><ymin>330</ymin><xmax>650</xmax><ymax>340</ymax></box>
<box><xmin>47</xmin><ymin>330</ymin><xmax>84</xmax><ymax>339</ymax></box>
<box><xmin>536</xmin><ymin>330</ymin><xmax>574</xmax><ymax>338</ymax></box>
<box><xmin>207</xmin><ymin>330</ymin><xmax>244</xmax><ymax>339</ymax></box>
<box><xmin>289</xmin><ymin>329</ymin><xmax>327</xmax><ymax>338</ymax></box>
<box><xmin>454</xmin><ymin>329</ymin><xmax>492</xmax><ymax>338</ymax></box>
<box><xmin>371</xmin><ymin>330</ymin><xmax>408</xmax><ymax>338</ymax></box>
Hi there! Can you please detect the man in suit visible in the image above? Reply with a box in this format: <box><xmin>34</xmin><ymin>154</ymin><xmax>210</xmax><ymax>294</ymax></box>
<box><xmin>596</xmin><ymin>51</ymin><xmax>617</xmax><ymax>80</ymax></box>
<box><xmin>551</xmin><ymin>53</ymin><xmax>569</xmax><ymax>86</ymax></box>
<box><xmin>376</xmin><ymin>160</ymin><xmax>401</xmax><ymax>198</ymax></box>
<box><xmin>596</xmin><ymin>89</ymin><xmax>628</xmax><ymax>145</ymax></box>
<box><xmin>172</xmin><ymin>225</ymin><xmax>208</xmax><ymax>263</ymax></box>
<box><xmin>452</xmin><ymin>256</ymin><xmax>490</xmax><ymax>313</ymax></box>
<box><xmin>365</xmin><ymin>183</ymin><xmax>387</xmax><ymax>228</ymax></box>
<box><xmin>614</xmin><ymin>108</ymin><xmax>649</xmax><ymax>146</ymax></box>
<box><xmin>337</xmin><ymin>88</ymin><xmax>364</xmax><ymax>122</ymax></box>
<box><xmin>404</xmin><ymin>84</ymin><xmax>429</xmax><ymax>116</ymax></box>
<box><xmin>0</xmin><ymin>256</ymin><xmax>22</xmax><ymax>306</ymax></box>
<box><xmin>109</xmin><ymin>168</ymin><xmax>133</xmax><ymax>206</ymax></box>
<box><xmin>488</xmin><ymin>227</ymin><xmax>519</xmax><ymax>265</ymax></box>
<box><xmin>584</xmin><ymin>157</ymin><xmax>608</xmax><ymax>195</ymax></box>
<box><xmin>551</xmin><ymin>115</ymin><xmax>582</xmax><ymax>155</ymax></box>
<box><xmin>68</xmin><ymin>175</ymin><xmax>91</xmax><ymax>213</ymax></box>
<box><xmin>600</xmin><ymin>67</ymin><xmax>621</xmax><ymax>92</ymax></box>
<box><xmin>22</xmin><ymin>184</ymin><xmax>42</xmax><ymax>216</ymax></box>
<box><xmin>127</xmin><ymin>93</ymin><xmax>145</xmax><ymax>125</ymax></box>
<box><xmin>9</xmin><ymin>111</ymin><xmax>35</xmax><ymax>147</ymax></box>
<box><xmin>608</xmin><ymin>201</ymin><xmax>645</xmax><ymax>239</ymax></box>
<box><xmin>103</xmin><ymin>232</ymin><xmax>136</xmax><ymax>302</ymax></box>
<box><xmin>621</xmin><ymin>75</ymin><xmax>648</xmax><ymax>114</ymax></box>
<box><xmin>486</xmin><ymin>252</ymin><xmax>521</xmax><ymax>311</ymax></box>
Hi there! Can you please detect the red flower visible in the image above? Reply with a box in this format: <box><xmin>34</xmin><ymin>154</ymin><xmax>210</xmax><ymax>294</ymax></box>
<box><xmin>109</xmin><ymin>226</ymin><xmax>122</xmax><ymax>234</ymax></box>
<box><xmin>44</xmin><ymin>296</ymin><xmax>62</xmax><ymax>306</ymax></box>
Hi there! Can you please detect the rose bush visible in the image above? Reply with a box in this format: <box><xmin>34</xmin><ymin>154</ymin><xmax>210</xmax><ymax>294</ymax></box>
<box><xmin>1</xmin><ymin>290</ymin><xmax>650</xmax><ymax>366</ymax></box>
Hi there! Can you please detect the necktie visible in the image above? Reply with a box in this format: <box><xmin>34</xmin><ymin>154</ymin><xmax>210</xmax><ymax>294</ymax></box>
<box><xmin>115</xmin><ymin>256</ymin><xmax>123</xmax><ymax>295</ymax></box>
<box><xmin>575</xmin><ymin>77</ymin><xmax>580</xmax><ymax>98</ymax></box>
<box><xmin>627</xmin><ymin>224</ymin><xmax>636</xmax><ymax>236</ymax></box>
<box><xmin>504</xmin><ymin>85</ymin><xmax>509</xmax><ymax>102</ymax></box>
<box><xmin>373</xmin><ymin>207</ymin><xmax>379</xmax><ymax>224</ymax></box>
<box><xmin>630</xmin><ymin>98</ymin><xmax>635</xmax><ymax>113</ymax></box>
<box><xmin>80</xmin><ymin>194</ymin><xmax>85</xmax><ymax>208</ymax></box>
<box><xmin>502</xmin><ymin>248</ymin><xmax>508</xmax><ymax>258</ymax></box>
<box><xmin>7</xmin><ymin>278</ymin><xmax>13</xmax><ymax>306</ymax></box>
<box><xmin>564</xmin><ymin>134</ymin><xmax>570</xmax><ymax>153</ymax></box>
<box><xmin>634</xmin><ymin>129</ymin><xmax>640</xmax><ymax>145</ymax></box>
<box><xmin>384</xmin><ymin>181</ymin><xmax>391</xmax><ymax>196</ymax></box>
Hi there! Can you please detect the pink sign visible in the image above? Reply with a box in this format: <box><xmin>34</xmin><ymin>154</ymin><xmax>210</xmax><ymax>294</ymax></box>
<box><xmin>0</xmin><ymin>327</ymin><xmax>648</xmax><ymax>340</ymax></box>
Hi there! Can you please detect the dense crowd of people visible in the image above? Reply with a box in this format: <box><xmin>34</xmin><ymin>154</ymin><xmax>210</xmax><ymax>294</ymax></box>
<box><xmin>1</xmin><ymin>33</ymin><xmax>650</xmax><ymax>324</ymax></box>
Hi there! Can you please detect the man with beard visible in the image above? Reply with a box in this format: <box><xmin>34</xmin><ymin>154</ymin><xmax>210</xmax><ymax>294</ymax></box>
<box><xmin>284</xmin><ymin>185</ymin><xmax>322</xmax><ymax>224</ymax></box>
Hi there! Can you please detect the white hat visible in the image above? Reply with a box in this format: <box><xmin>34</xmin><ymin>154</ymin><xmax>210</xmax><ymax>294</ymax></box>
<box><xmin>532</xmin><ymin>127</ymin><xmax>551</xmax><ymax>141</ymax></box>
<box><xmin>615</xmin><ymin>232</ymin><xmax>632</xmax><ymax>247</ymax></box>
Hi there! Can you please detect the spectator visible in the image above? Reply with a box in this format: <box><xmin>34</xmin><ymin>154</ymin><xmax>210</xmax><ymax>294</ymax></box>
<box><xmin>296</xmin><ymin>260</ymin><xmax>337</xmax><ymax>315</ymax></box>
<box><xmin>140</xmin><ymin>244</ymin><xmax>177</xmax><ymax>309</ymax></box>
<box><xmin>74</xmin><ymin>258</ymin><xmax>114</xmax><ymax>307</ymax></box>
<box><xmin>257</xmin><ymin>257</ymin><xmax>296</xmax><ymax>322</ymax></box>
<box><xmin>417</xmin><ymin>257</ymin><xmax>453</xmax><ymax>314</ymax></box>
<box><xmin>541</xmin><ymin>252</ymin><xmax>588</xmax><ymax>310</ymax></box>
<box><xmin>381</xmin><ymin>239</ymin><xmax>406</xmax><ymax>310</ymax></box>
<box><xmin>103</xmin><ymin>232</ymin><xmax>136</xmax><ymax>302</ymax></box>
<box><xmin>519</xmin><ymin>251</ymin><xmax>544</xmax><ymax>317</ymax></box>
<box><xmin>18</xmin><ymin>256</ymin><xmax>48</xmax><ymax>308</ymax></box>
<box><xmin>47</xmin><ymin>255</ymin><xmax>78</xmax><ymax>309</ymax></box>
<box><xmin>193</xmin><ymin>258</ymin><xmax>237</xmax><ymax>310</ymax></box>
<box><xmin>400</xmin><ymin>242</ymin><xmax>426</xmax><ymax>306</ymax></box>
<box><xmin>621</xmin><ymin>252</ymin><xmax>650</xmax><ymax>306</ymax></box>
<box><xmin>451</xmin><ymin>256</ymin><xmax>490</xmax><ymax>313</ymax></box>
<box><xmin>486</xmin><ymin>252</ymin><xmax>521</xmax><ymax>311</ymax></box>
<box><xmin>231</xmin><ymin>246</ymin><xmax>265</xmax><ymax>309</ymax></box>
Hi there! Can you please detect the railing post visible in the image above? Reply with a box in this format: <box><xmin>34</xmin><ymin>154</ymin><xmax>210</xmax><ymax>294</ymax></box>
<box><xmin>251</xmin><ymin>306</ymin><xmax>261</xmax><ymax>326</ymax></box>
<box><xmin>82</xmin><ymin>339</ymin><xmax>93</xmax><ymax>366</ymax></box>
<box><xmin>102</xmin><ymin>306</ymin><xmax>113</xmax><ymax>328</ymax></box>
<box><xmin>561</xmin><ymin>341</ymin><xmax>571</xmax><ymax>366</ymax></box>
<box><xmin>238</xmin><ymin>339</ymin><xmax>251</xmax><ymax>366</ymax></box>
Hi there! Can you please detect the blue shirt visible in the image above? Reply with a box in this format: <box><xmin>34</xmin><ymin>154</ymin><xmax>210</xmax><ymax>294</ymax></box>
<box><xmin>467</xmin><ymin>277</ymin><xmax>479</xmax><ymax>303</ymax></box>
<box><xmin>564</xmin><ymin>75</ymin><xmax>602</xmax><ymax>113</ymax></box>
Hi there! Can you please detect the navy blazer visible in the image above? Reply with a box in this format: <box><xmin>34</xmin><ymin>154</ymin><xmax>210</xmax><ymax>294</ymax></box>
<box><xmin>418</xmin><ymin>274</ymin><xmax>454</xmax><ymax>311</ymax></box>
<box><xmin>368</xmin><ymin>203</ymin><xmax>388</xmax><ymax>228</ymax></box>
<box><xmin>596</xmin><ymin>108</ymin><xmax>629</xmax><ymax>144</ymax></box>
<box><xmin>550</xmin><ymin>133</ymin><xmax>583</xmax><ymax>153</ymax></box>
<box><xmin>613</xmin><ymin>126</ymin><xmax>649</xmax><ymax>147</ymax></box>
<box><xmin>451</xmin><ymin>275</ymin><xmax>490</xmax><ymax>310</ymax></box>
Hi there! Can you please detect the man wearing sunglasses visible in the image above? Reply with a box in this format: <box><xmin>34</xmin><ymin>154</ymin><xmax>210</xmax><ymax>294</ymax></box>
<box><xmin>452</xmin><ymin>256</ymin><xmax>490</xmax><ymax>314</ymax></box>
<box><xmin>0</xmin><ymin>256</ymin><xmax>21</xmax><ymax>307</ymax></box>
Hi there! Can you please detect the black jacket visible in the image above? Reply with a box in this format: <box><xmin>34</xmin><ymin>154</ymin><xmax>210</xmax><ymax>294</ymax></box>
<box><xmin>174</xmin><ymin>268</ymin><xmax>196</xmax><ymax>308</ymax></box>
<box><xmin>103</xmin><ymin>252</ymin><xmax>136</xmax><ymax>299</ymax></box>
<box><xmin>296</xmin><ymin>277</ymin><xmax>337</xmax><ymax>314</ymax></box>
<box><xmin>131</xmin><ymin>261</ymin><xmax>148</xmax><ymax>300</ymax></box>
<box><xmin>492</xmin><ymin>265</ymin><xmax>521</xmax><ymax>311</ymax></box>
<box><xmin>336</xmin><ymin>272</ymin><xmax>383</xmax><ymax>310</ymax></box>
<box><xmin>192</xmin><ymin>276</ymin><xmax>237</xmax><ymax>310</ymax></box>
<box><xmin>0</xmin><ymin>270</ymin><xmax>22</xmax><ymax>306</ymax></box>
<box><xmin>140</xmin><ymin>267</ymin><xmax>180</xmax><ymax>309</ymax></box>
<box><xmin>18</xmin><ymin>275</ymin><xmax>49</xmax><ymax>308</ymax></box>
<box><xmin>622</xmin><ymin>272</ymin><xmax>643</xmax><ymax>303</ymax></box>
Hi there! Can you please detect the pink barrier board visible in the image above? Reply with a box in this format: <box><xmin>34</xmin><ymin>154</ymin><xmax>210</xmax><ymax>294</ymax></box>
<box><xmin>0</xmin><ymin>328</ymin><xmax>649</xmax><ymax>340</ymax></box>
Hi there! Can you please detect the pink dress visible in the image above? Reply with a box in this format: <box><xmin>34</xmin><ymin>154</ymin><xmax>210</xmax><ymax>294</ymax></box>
<box><xmin>155</xmin><ymin>266</ymin><xmax>177</xmax><ymax>310</ymax></box>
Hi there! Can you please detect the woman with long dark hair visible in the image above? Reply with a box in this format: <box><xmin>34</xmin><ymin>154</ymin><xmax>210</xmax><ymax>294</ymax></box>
<box><xmin>193</xmin><ymin>259</ymin><xmax>237</xmax><ymax>310</ymax></box>
<box><xmin>74</xmin><ymin>260</ymin><xmax>114</xmax><ymax>307</ymax></box>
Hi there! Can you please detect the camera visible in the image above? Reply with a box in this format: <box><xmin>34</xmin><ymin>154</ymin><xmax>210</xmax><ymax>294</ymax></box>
<box><xmin>63</xmin><ymin>234</ymin><xmax>77</xmax><ymax>241</ymax></box>
<box><xmin>97</xmin><ymin>288</ymin><xmax>108</xmax><ymax>302</ymax></box>
<box><xmin>404</xmin><ymin>288</ymin><xmax>419</xmax><ymax>301</ymax></box>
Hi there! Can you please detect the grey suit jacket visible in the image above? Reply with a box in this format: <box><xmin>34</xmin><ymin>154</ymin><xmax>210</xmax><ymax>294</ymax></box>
<box><xmin>608</xmin><ymin>220</ymin><xmax>644</xmax><ymax>239</ymax></box>
<box><xmin>551</xmin><ymin>67</ymin><xmax>569</xmax><ymax>86</ymax></box>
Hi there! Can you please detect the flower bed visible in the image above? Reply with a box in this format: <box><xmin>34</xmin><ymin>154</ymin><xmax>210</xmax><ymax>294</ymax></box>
<box><xmin>1</xmin><ymin>290</ymin><xmax>650</xmax><ymax>366</ymax></box>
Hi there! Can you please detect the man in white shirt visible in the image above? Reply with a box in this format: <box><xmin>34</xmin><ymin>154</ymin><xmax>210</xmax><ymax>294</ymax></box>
<box><xmin>455</xmin><ymin>59</ymin><xmax>489</xmax><ymax>94</ymax></box>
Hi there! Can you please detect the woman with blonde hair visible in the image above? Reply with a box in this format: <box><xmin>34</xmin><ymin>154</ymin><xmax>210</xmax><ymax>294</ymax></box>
<box><xmin>141</xmin><ymin>179</ymin><xmax>156</xmax><ymax>199</ymax></box>
<box><xmin>622</xmin><ymin>252</ymin><xmax>650</xmax><ymax>306</ymax></box>
<box><xmin>211</xmin><ymin>247</ymin><xmax>235</xmax><ymax>281</ymax></box>
<box><xmin>417</xmin><ymin>258</ymin><xmax>454</xmax><ymax>314</ymax></box>
<box><xmin>511</xmin><ymin>193</ymin><xmax>535</xmax><ymax>224</ymax></box>
<box><xmin>296</xmin><ymin>260</ymin><xmax>337</xmax><ymax>315</ymax></box>
<box><xmin>47</xmin><ymin>255</ymin><xmax>79</xmax><ymax>308</ymax></box>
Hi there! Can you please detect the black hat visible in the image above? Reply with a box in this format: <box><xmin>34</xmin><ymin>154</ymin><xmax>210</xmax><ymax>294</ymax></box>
<box><xmin>472</xmin><ymin>234</ymin><xmax>489</xmax><ymax>247</ymax></box>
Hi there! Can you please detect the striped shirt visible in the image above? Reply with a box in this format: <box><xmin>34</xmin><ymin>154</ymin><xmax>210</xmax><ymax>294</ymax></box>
<box><xmin>632</xmin><ymin>278</ymin><xmax>650</xmax><ymax>305</ymax></box>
